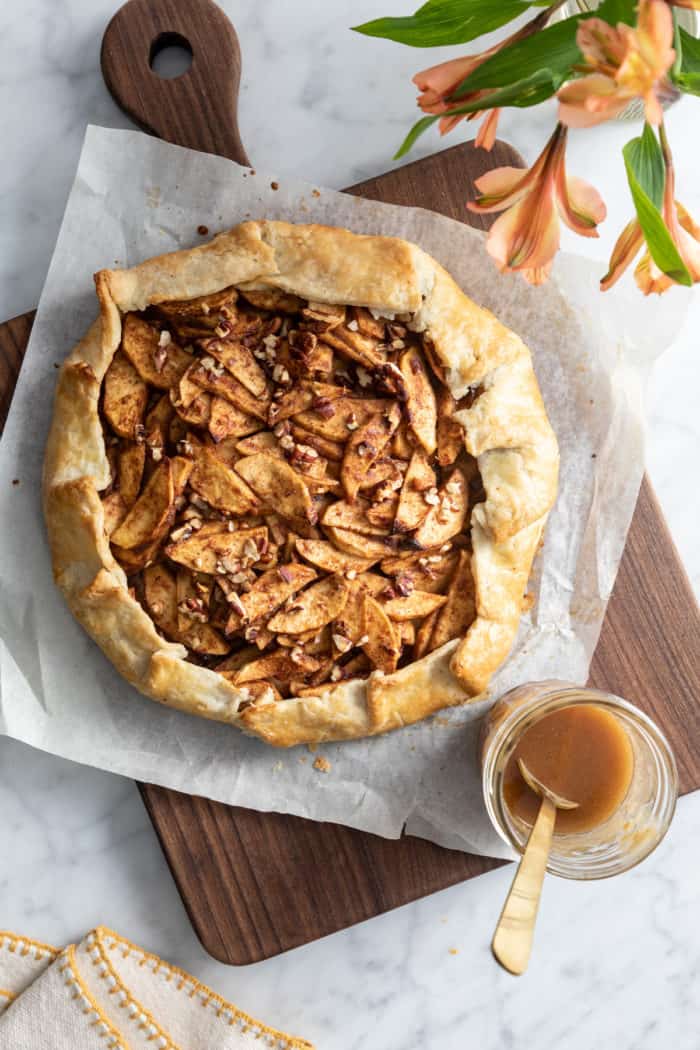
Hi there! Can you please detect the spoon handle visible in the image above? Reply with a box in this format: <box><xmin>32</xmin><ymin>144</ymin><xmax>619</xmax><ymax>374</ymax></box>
<box><xmin>491</xmin><ymin>795</ymin><xmax>556</xmax><ymax>976</ymax></box>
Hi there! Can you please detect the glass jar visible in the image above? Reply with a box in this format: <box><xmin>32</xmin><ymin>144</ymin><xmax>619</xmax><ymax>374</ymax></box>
<box><xmin>481</xmin><ymin>681</ymin><xmax>678</xmax><ymax>879</ymax></box>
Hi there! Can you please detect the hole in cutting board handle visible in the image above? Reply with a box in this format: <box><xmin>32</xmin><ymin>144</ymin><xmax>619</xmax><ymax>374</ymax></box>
<box><xmin>149</xmin><ymin>32</ymin><xmax>193</xmax><ymax>80</ymax></box>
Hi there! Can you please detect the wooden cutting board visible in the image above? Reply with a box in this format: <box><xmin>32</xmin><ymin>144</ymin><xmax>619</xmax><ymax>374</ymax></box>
<box><xmin>2</xmin><ymin>0</ymin><xmax>699</xmax><ymax>965</ymax></box>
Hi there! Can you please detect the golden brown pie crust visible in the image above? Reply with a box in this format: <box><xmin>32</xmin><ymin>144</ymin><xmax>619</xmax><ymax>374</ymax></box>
<box><xmin>43</xmin><ymin>221</ymin><xmax>559</xmax><ymax>746</ymax></box>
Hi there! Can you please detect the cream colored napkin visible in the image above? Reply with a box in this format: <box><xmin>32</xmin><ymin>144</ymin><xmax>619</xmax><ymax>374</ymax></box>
<box><xmin>0</xmin><ymin>928</ymin><xmax>312</xmax><ymax>1049</ymax></box>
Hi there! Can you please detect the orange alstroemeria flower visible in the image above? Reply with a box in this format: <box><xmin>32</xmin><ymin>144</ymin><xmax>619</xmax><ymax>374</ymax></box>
<box><xmin>467</xmin><ymin>124</ymin><xmax>606</xmax><ymax>285</ymax></box>
<box><xmin>413</xmin><ymin>49</ymin><xmax>502</xmax><ymax>147</ymax></box>
<box><xmin>602</xmin><ymin>161</ymin><xmax>700</xmax><ymax>294</ymax></box>
<box><xmin>414</xmin><ymin>50</ymin><xmax>496</xmax><ymax>119</ymax></box>
<box><xmin>413</xmin><ymin>9</ymin><xmax>551</xmax><ymax>149</ymax></box>
<box><xmin>558</xmin><ymin>0</ymin><xmax>677</xmax><ymax>128</ymax></box>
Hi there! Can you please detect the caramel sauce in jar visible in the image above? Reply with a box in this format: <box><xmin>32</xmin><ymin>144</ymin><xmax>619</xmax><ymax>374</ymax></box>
<box><xmin>481</xmin><ymin>683</ymin><xmax>678</xmax><ymax>878</ymax></box>
<box><xmin>503</xmin><ymin>704</ymin><xmax>634</xmax><ymax>834</ymax></box>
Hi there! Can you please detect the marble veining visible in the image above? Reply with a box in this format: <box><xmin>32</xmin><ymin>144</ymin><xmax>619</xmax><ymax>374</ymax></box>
<box><xmin>1</xmin><ymin>2</ymin><xmax>699</xmax><ymax>1046</ymax></box>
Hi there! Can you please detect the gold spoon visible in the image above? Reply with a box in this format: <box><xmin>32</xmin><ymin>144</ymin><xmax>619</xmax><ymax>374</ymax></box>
<box><xmin>491</xmin><ymin>758</ymin><xmax>579</xmax><ymax>976</ymax></box>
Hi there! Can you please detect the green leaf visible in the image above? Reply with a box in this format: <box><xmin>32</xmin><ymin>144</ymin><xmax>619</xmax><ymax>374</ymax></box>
<box><xmin>353</xmin><ymin>0</ymin><xmax>530</xmax><ymax>48</ymax></box>
<box><xmin>393</xmin><ymin>69</ymin><xmax>558</xmax><ymax>158</ymax></box>
<box><xmin>623</xmin><ymin>124</ymin><xmax>665</xmax><ymax>210</ymax></box>
<box><xmin>627</xmin><ymin>189</ymin><xmax>691</xmax><ymax>285</ymax></box>
<box><xmin>623</xmin><ymin>134</ymin><xmax>692</xmax><ymax>286</ymax></box>
<box><xmin>595</xmin><ymin>0</ymin><xmax>636</xmax><ymax>26</ymax></box>
<box><xmin>675</xmin><ymin>26</ymin><xmax>700</xmax><ymax>92</ymax></box>
<box><xmin>679</xmin><ymin>26</ymin><xmax>700</xmax><ymax>74</ymax></box>
<box><xmin>451</xmin><ymin>0</ymin><xmax>635</xmax><ymax>101</ymax></box>
<box><xmin>394</xmin><ymin>116</ymin><xmax>441</xmax><ymax>159</ymax></box>
<box><xmin>452</xmin><ymin>16</ymin><xmax>581</xmax><ymax>97</ymax></box>
<box><xmin>677</xmin><ymin>72</ymin><xmax>700</xmax><ymax>96</ymax></box>
<box><xmin>446</xmin><ymin>67</ymin><xmax>560</xmax><ymax>109</ymax></box>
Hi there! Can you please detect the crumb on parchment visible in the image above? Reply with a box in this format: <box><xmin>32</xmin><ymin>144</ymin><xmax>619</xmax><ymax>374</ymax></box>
<box><xmin>448</xmin><ymin>948</ymin><xmax>459</xmax><ymax>956</ymax></box>
<box><xmin>313</xmin><ymin>756</ymin><xmax>332</xmax><ymax>774</ymax></box>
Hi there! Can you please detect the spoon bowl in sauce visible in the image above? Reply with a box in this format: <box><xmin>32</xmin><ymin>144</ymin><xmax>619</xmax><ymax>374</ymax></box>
<box><xmin>516</xmin><ymin>757</ymin><xmax>580</xmax><ymax>810</ymax></box>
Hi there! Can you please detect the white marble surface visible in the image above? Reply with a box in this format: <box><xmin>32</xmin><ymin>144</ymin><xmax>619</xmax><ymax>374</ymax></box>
<box><xmin>1</xmin><ymin>1</ymin><xmax>699</xmax><ymax>1046</ymax></box>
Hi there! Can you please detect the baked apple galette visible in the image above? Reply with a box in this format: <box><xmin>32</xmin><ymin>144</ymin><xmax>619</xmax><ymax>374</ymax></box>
<box><xmin>44</xmin><ymin>221</ymin><xmax>558</xmax><ymax>746</ymax></box>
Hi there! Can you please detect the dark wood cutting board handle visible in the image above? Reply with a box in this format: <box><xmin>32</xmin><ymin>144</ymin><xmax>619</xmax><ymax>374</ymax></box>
<box><xmin>101</xmin><ymin>0</ymin><xmax>250</xmax><ymax>165</ymax></box>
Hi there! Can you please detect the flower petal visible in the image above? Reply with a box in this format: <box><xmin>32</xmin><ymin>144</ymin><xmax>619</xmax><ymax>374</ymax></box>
<box><xmin>643</xmin><ymin>89</ymin><xmax>665</xmax><ymax>126</ymax></box>
<box><xmin>577</xmin><ymin>18</ymin><xmax>628</xmax><ymax>69</ymax></box>
<box><xmin>567</xmin><ymin>176</ymin><xmax>607</xmax><ymax>225</ymax></box>
<box><xmin>674</xmin><ymin>224</ymin><xmax>700</xmax><ymax>281</ymax></box>
<box><xmin>637</xmin><ymin>0</ymin><xmax>675</xmax><ymax>79</ymax></box>
<box><xmin>474</xmin><ymin>108</ymin><xmax>500</xmax><ymax>151</ymax></box>
<box><xmin>416</xmin><ymin>90</ymin><xmax>448</xmax><ymax>114</ymax></box>
<box><xmin>676</xmin><ymin>201</ymin><xmax>700</xmax><ymax>240</ymax></box>
<box><xmin>634</xmin><ymin>251</ymin><xmax>673</xmax><ymax>294</ymax></box>
<box><xmin>600</xmin><ymin>218</ymin><xmax>644</xmax><ymax>291</ymax></box>
<box><xmin>556</xmin><ymin>174</ymin><xmax>606</xmax><ymax>237</ymax></box>
<box><xmin>558</xmin><ymin>74</ymin><xmax>621</xmax><ymax>103</ymax></box>
<box><xmin>521</xmin><ymin>260</ymin><xmax>554</xmax><ymax>286</ymax></box>
<box><xmin>439</xmin><ymin>113</ymin><xmax>466</xmax><ymax>135</ymax></box>
<box><xmin>413</xmin><ymin>54</ymin><xmax>485</xmax><ymax>97</ymax></box>
<box><xmin>486</xmin><ymin>192</ymin><xmax>560</xmax><ymax>275</ymax></box>
<box><xmin>467</xmin><ymin>166</ymin><xmax>531</xmax><ymax>214</ymax></box>
<box><xmin>558</xmin><ymin>74</ymin><xmax>628</xmax><ymax>127</ymax></box>
<box><xmin>557</xmin><ymin>103</ymin><xmax>611</xmax><ymax>129</ymax></box>
<box><xmin>661</xmin><ymin>162</ymin><xmax>700</xmax><ymax>282</ymax></box>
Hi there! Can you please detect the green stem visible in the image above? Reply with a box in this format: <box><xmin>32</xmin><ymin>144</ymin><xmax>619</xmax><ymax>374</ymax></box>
<box><xmin>658</xmin><ymin>121</ymin><xmax>672</xmax><ymax>168</ymax></box>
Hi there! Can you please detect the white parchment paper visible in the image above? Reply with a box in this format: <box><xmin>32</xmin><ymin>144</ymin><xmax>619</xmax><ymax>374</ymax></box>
<box><xmin>0</xmin><ymin>126</ymin><xmax>688</xmax><ymax>859</ymax></box>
